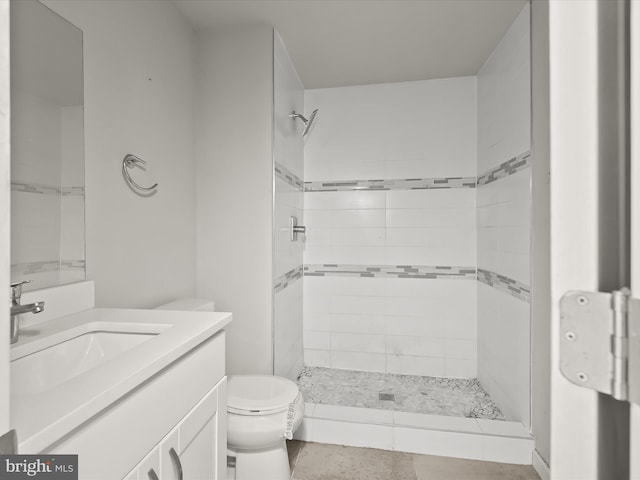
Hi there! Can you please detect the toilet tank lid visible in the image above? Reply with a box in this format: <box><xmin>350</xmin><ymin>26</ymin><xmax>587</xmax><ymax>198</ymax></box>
<box><xmin>227</xmin><ymin>375</ymin><xmax>299</xmax><ymax>414</ymax></box>
<box><xmin>154</xmin><ymin>298</ymin><xmax>215</xmax><ymax>311</ymax></box>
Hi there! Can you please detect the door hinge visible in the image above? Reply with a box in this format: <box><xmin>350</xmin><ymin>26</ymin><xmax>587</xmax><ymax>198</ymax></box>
<box><xmin>560</xmin><ymin>289</ymin><xmax>640</xmax><ymax>405</ymax></box>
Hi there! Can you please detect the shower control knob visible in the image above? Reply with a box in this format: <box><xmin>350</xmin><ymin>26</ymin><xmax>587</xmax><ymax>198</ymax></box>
<box><xmin>290</xmin><ymin>216</ymin><xmax>306</xmax><ymax>241</ymax></box>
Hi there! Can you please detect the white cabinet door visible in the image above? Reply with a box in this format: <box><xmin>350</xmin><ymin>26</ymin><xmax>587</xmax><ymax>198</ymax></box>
<box><xmin>173</xmin><ymin>378</ymin><xmax>225</xmax><ymax>480</ymax></box>
<box><xmin>178</xmin><ymin>414</ymin><xmax>218</xmax><ymax>480</ymax></box>
<box><xmin>160</xmin><ymin>428</ymin><xmax>181</xmax><ymax>480</ymax></box>
<box><xmin>136</xmin><ymin>448</ymin><xmax>161</xmax><ymax>480</ymax></box>
<box><xmin>155</xmin><ymin>377</ymin><xmax>226</xmax><ymax>480</ymax></box>
<box><xmin>125</xmin><ymin>378</ymin><xmax>226</xmax><ymax>480</ymax></box>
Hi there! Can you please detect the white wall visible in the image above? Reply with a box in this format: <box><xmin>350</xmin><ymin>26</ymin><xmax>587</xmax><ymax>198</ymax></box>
<box><xmin>0</xmin><ymin>0</ymin><xmax>11</xmax><ymax>438</ymax></box>
<box><xmin>10</xmin><ymin>91</ymin><xmax>61</xmax><ymax>187</ymax></box>
<box><xmin>303</xmin><ymin>78</ymin><xmax>478</xmax><ymax>377</ymax></box>
<box><xmin>273</xmin><ymin>32</ymin><xmax>304</xmax><ymax>381</ymax></box>
<box><xmin>305</xmin><ymin>78</ymin><xmax>476</xmax><ymax>181</ymax></box>
<box><xmin>477</xmin><ymin>8</ymin><xmax>531</xmax><ymax>175</ymax></box>
<box><xmin>42</xmin><ymin>0</ymin><xmax>198</xmax><ymax>307</ymax></box>
<box><xmin>531</xmin><ymin>0</ymin><xmax>551</xmax><ymax>467</ymax></box>
<box><xmin>195</xmin><ymin>25</ymin><xmax>274</xmax><ymax>375</ymax></box>
<box><xmin>476</xmin><ymin>4</ymin><xmax>531</xmax><ymax>426</ymax></box>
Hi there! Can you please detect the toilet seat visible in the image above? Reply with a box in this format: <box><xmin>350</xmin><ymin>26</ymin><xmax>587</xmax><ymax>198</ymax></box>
<box><xmin>227</xmin><ymin>375</ymin><xmax>300</xmax><ymax>416</ymax></box>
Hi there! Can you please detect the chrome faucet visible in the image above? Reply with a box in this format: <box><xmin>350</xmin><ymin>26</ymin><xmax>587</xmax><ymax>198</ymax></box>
<box><xmin>10</xmin><ymin>280</ymin><xmax>44</xmax><ymax>344</ymax></box>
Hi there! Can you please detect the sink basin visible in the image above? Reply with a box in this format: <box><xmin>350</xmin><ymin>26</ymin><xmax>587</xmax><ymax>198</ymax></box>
<box><xmin>11</xmin><ymin>331</ymin><xmax>156</xmax><ymax>396</ymax></box>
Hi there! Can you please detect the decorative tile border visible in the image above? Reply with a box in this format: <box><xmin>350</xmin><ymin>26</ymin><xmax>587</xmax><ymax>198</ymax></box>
<box><xmin>11</xmin><ymin>182</ymin><xmax>60</xmax><ymax>195</ymax></box>
<box><xmin>284</xmin><ymin>154</ymin><xmax>530</xmax><ymax>192</ymax></box>
<box><xmin>477</xmin><ymin>151</ymin><xmax>531</xmax><ymax>186</ymax></box>
<box><xmin>477</xmin><ymin>268</ymin><xmax>530</xmax><ymax>303</ymax></box>
<box><xmin>11</xmin><ymin>182</ymin><xmax>85</xmax><ymax>196</ymax></box>
<box><xmin>61</xmin><ymin>259</ymin><xmax>86</xmax><ymax>269</ymax></box>
<box><xmin>275</xmin><ymin>162</ymin><xmax>304</xmax><ymax>191</ymax></box>
<box><xmin>62</xmin><ymin>186</ymin><xmax>85</xmax><ymax>196</ymax></box>
<box><xmin>305</xmin><ymin>176</ymin><xmax>476</xmax><ymax>193</ymax></box>
<box><xmin>304</xmin><ymin>264</ymin><xmax>476</xmax><ymax>280</ymax></box>
<box><xmin>302</xmin><ymin>264</ymin><xmax>529</xmax><ymax>301</ymax></box>
<box><xmin>274</xmin><ymin>265</ymin><xmax>304</xmax><ymax>293</ymax></box>
<box><xmin>11</xmin><ymin>259</ymin><xmax>86</xmax><ymax>276</ymax></box>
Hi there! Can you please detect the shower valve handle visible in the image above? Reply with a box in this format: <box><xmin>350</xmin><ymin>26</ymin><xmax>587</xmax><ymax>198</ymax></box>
<box><xmin>290</xmin><ymin>216</ymin><xmax>306</xmax><ymax>241</ymax></box>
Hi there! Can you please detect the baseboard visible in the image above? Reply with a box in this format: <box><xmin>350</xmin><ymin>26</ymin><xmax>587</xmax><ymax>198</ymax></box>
<box><xmin>532</xmin><ymin>449</ymin><xmax>550</xmax><ymax>480</ymax></box>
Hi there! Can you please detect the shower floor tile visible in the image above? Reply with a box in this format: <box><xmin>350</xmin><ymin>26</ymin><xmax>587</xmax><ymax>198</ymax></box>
<box><xmin>297</xmin><ymin>367</ymin><xmax>506</xmax><ymax>421</ymax></box>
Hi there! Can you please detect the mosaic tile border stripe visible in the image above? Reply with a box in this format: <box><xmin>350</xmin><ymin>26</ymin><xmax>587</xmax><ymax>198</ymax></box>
<box><xmin>11</xmin><ymin>259</ymin><xmax>86</xmax><ymax>276</ymax></box>
<box><xmin>11</xmin><ymin>182</ymin><xmax>85</xmax><ymax>196</ymax></box>
<box><xmin>11</xmin><ymin>182</ymin><xmax>60</xmax><ymax>195</ymax></box>
<box><xmin>274</xmin><ymin>162</ymin><xmax>304</xmax><ymax>191</ymax></box>
<box><xmin>477</xmin><ymin>268</ymin><xmax>530</xmax><ymax>303</ymax></box>
<box><xmin>274</xmin><ymin>265</ymin><xmax>304</xmax><ymax>293</ymax></box>
<box><xmin>477</xmin><ymin>151</ymin><xmax>531</xmax><ymax>186</ymax></box>
<box><xmin>62</xmin><ymin>186</ymin><xmax>85</xmax><ymax>196</ymax></box>
<box><xmin>61</xmin><ymin>259</ymin><xmax>86</xmax><ymax>269</ymax></box>
<box><xmin>305</xmin><ymin>176</ymin><xmax>476</xmax><ymax>192</ymax></box>
<box><xmin>304</xmin><ymin>264</ymin><xmax>476</xmax><ymax>280</ymax></box>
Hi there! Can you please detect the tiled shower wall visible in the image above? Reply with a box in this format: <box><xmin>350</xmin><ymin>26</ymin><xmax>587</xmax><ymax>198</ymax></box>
<box><xmin>303</xmin><ymin>77</ymin><xmax>478</xmax><ymax>378</ymax></box>
<box><xmin>273</xmin><ymin>32</ymin><xmax>304</xmax><ymax>381</ymax></box>
<box><xmin>476</xmin><ymin>5</ymin><xmax>531</xmax><ymax>426</ymax></box>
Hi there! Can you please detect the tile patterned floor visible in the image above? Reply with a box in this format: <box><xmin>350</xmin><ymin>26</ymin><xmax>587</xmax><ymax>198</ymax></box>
<box><xmin>288</xmin><ymin>441</ymin><xmax>541</xmax><ymax>480</ymax></box>
<box><xmin>297</xmin><ymin>367</ymin><xmax>505</xmax><ymax>420</ymax></box>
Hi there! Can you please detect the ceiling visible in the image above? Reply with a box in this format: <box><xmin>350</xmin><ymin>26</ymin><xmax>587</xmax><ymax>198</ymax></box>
<box><xmin>172</xmin><ymin>0</ymin><xmax>527</xmax><ymax>90</ymax></box>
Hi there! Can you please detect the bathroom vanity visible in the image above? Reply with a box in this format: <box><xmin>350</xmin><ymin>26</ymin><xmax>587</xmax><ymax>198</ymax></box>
<box><xmin>11</xmin><ymin>282</ymin><xmax>231</xmax><ymax>480</ymax></box>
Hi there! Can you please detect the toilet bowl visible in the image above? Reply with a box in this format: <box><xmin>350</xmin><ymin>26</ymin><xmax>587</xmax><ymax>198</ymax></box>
<box><xmin>227</xmin><ymin>375</ymin><xmax>304</xmax><ymax>480</ymax></box>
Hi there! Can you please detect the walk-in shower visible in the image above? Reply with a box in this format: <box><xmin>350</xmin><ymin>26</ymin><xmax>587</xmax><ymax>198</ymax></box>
<box><xmin>271</xmin><ymin>3</ymin><xmax>533</xmax><ymax>464</ymax></box>
<box><xmin>285</xmin><ymin>5</ymin><xmax>533</xmax><ymax>463</ymax></box>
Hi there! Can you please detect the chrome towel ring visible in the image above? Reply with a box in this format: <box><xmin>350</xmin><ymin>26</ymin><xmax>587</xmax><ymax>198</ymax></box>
<box><xmin>122</xmin><ymin>154</ymin><xmax>158</xmax><ymax>193</ymax></box>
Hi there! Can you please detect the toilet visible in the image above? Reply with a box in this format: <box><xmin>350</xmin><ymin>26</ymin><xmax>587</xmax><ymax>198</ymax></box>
<box><xmin>227</xmin><ymin>375</ymin><xmax>304</xmax><ymax>480</ymax></box>
<box><xmin>155</xmin><ymin>299</ymin><xmax>305</xmax><ymax>480</ymax></box>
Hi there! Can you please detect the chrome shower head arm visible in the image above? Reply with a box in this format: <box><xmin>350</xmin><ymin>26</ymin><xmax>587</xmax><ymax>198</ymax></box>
<box><xmin>289</xmin><ymin>111</ymin><xmax>309</xmax><ymax>123</ymax></box>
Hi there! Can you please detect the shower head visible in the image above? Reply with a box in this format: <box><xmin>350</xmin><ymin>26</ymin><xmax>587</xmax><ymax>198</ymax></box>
<box><xmin>302</xmin><ymin>108</ymin><xmax>318</xmax><ymax>136</ymax></box>
<box><xmin>290</xmin><ymin>109</ymin><xmax>318</xmax><ymax>136</ymax></box>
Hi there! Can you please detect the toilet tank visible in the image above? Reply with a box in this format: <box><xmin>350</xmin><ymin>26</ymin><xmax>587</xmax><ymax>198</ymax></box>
<box><xmin>155</xmin><ymin>298</ymin><xmax>215</xmax><ymax>312</ymax></box>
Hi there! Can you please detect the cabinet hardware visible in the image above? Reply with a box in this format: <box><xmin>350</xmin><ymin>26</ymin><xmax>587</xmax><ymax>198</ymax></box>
<box><xmin>169</xmin><ymin>447</ymin><xmax>184</xmax><ymax>480</ymax></box>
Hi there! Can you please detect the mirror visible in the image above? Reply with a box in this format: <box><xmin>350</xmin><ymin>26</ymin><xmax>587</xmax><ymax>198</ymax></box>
<box><xmin>10</xmin><ymin>0</ymin><xmax>85</xmax><ymax>291</ymax></box>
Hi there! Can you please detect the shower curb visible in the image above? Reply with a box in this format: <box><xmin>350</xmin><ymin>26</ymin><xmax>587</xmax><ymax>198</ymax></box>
<box><xmin>294</xmin><ymin>403</ymin><xmax>534</xmax><ymax>465</ymax></box>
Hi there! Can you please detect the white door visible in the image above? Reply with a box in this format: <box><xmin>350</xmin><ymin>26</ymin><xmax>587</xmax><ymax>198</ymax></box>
<box><xmin>549</xmin><ymin>0</ymin><xmax>639</xmax><ymax>478</ymax></box>
<box><xmin>0</xmin><ymin>0</ymin><xmax>12</xmax><ymax>452</ymax></box>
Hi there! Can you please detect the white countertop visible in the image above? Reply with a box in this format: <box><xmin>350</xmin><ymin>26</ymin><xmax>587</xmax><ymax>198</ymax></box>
<box><xmin>10</xmin><ymin>307</ymin><xmax>231</xmax><ymax>453</ymax></box>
